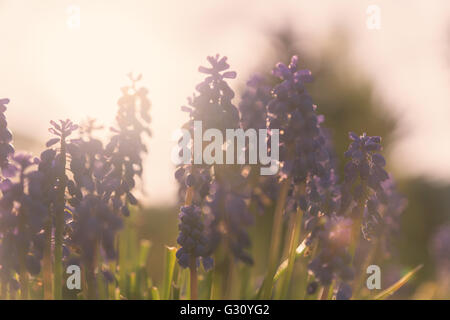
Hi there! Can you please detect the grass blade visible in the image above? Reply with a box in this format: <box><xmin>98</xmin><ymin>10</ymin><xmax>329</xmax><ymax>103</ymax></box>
<box><xmin>162</xmin><ymin>246</ymin><xmax>177</xmax><ymax>300</ymax></box>
<box><xmin>261</xmin><ymin>177</ymin><xmax>291</xmax><ymax>299</ymax></box>
<box><xmin>274</xmin><ymin>235</ymin><xmax>308</xmax><ymax>283</ymax></box>
<box><xmin>151</xmin><ymin>286</ymin><xmax>160</xmax><ymax>300</ymax></box>
<box><xmin>139</xmin><ymin>240</ymin><xmax>152</xmax><ymax>268</ymax></box>
<box><xmin>255</xmin><ymin>235</ymin><xmax>309</xmax><ymax>299</ymax></box>
<box><xmin>278</xmin><ymin>207</ymin><xmax>303</xmax><ymax>299</ymax></box>
<box><xmin>374</xmin><ymin>264</ymin><xmax>423</xmax><ymax>300</ymax></box>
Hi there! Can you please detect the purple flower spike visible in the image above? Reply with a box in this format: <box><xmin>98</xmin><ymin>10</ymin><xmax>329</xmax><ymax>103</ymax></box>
<box><xmin>239</xmin><ymin>73</ymin><xmax>271</xmax><ymax>130</ymax></box>
<box><xmin>0</xmin><ymin>98</ymin><xmax>16</xmax><ymax>176</ymax></box>
<box><xmin>176</xmin><ymin>205</ymin><xmax>213</xmax><ymax>270</ymax></box>
<box><xmin>176</xmin><ymin>55</ymin><xmax>255</xmax><ymax>265</ymax></box>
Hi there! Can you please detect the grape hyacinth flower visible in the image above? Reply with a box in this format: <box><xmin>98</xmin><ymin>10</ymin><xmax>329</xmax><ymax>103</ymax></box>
<box><xmin>0</xmin><ymin>153</ymin><xmax>43</xmax><ymax>299</ymax></box>
<box><xmin>176</xmin><ymin>54</ymin><xmax>239</xmax><ymax>206</ymax></box>
<box><xmin>238</xmin><ymin>74</ymin><xmax>278</xmax><ymax>216</ymax></box>
<box><xmin>35</xmin><ymin>146</ymin><xmax>59</xmax><ymax>299</ymax></box>
<box><xmin>340</xmin><ymin>132</ymin><xmax>390</xmax><ymax>252</ymax></box>
<box><xmin>205</xmin><ymin>181</ymin><xmax>254</xmax><ymax>265</ymax></box>
<box><xmin>341</xmin><ymin>132</ymin><xmax>389</xmax><ymax>216</ymax></box>
<box><xmin>176</xmin><ymin>205</ymin><xmax>213</xmax><ymax>270</ymax></box>
<box><xmin>306</xmin><ymin>214</ymin><xmax>355</xmax><ymax>299</ymax></box>
<box><xmin>239</xmin><ymin>73</ymin><xmax>271</xmax><ymax>131</ymax></box>
<box><xmin>42</xmin><ymin>119</ymin><xmax>79</xmax><ymax>299</ymax></box>
<box><xmin>176</xmin><ymin>55</ymin><xmax>255</xmax><ymax>299</ymax></box>
<box><xmin>188</xmin><ymin>55</ymin><xmax>239</xmax><ymax>131</ymax></box>
<box><xmin>103</xmin><ymin>74</ymin><xmax>151</xmax><ymax>217</ymax></box>
<box><xmin>0</xmin><ymin>50</ymin><xmax>419</xmax><ymax>301</ymax></box>
<box><xmin>71</xmin><ymin>195</ymin><xmax>122</xmax><ymax>298</ymax></box>
<box><xmin>66</xmin><ymin>131</ymin><xmax>115</xmax><ymax>299</ymax></box>
<box><xmin>362</xmin><ymin>177</ymin><xmax>407</xmax><ymax>251</ymax></box>
<box><xmin>261</xmin><ymin>56</ymin><xmax>331</xmax><ymax>298</ymax></box>
<box><xmin>0</xmin><ymin>98</ymin><xmax>16</xmax><ymax>177</ymax></box>
<box><xmin>68</xmin><ymin>76</ymin><xmax>151</xmax><ymax>298</ymax></box>
<box><xmin>295</xmin><ymin>136</ymin><xmax>356</xmax><ymax>299</ymax></box>
<box><xmin>333</xmin><ymin>132</ymin><xmax>405</xmax><ymax>298</ymax></box>
<box><xmin>177</xmin><ymin>55</ymin><xmax>252</xmax><ymax>264</ymax></box>
<box><xmin>266</xmin><ymin>55</ymin><xmax>322</xmax><ymax>183</ymax></box>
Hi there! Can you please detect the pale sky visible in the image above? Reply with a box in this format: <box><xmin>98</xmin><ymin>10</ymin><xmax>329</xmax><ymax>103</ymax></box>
<box><xmin>1</xmin><ymin>0</ymin><xmax>449</xmax><ymax>205</ymax></box>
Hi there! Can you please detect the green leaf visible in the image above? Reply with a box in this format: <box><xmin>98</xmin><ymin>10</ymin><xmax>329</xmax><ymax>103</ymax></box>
<box><xmin>172</xmin><ymin>284</ymin><xmax>181</xmax><ymax>300</ymax></box>
<box><xmin>374</xmin><ymin>264</ymin><xmax>423</xmax><ymax>300</ymax></box>
<box><xmin>151</xmin><ymin>286</ymin><xmax>161</xmax><ymax>300</ymax></box>
<box><xmin>139</xmin><ymin>240</ymin><xmax>152</xmax><ymax>268</ymax></box>
<box><xmin>278</xmin><ymin>208</ymin><xmax>304</xmax><ymax>300</ymax></box>
<box><xmin>274</xmin><ymin>236</ymin><xmax>308</xmax><ymax>282</ymax></box>
<box><xmin>255</xmin><ymin>235</ymin><xmax>309</xmax><ymax>299</ymax></box>
<box><xmin>129</xmin><ymin>272</ymin><xmax>137</xmax><ymax>299</ymax></box>
<box><xmin>161</xmin><ymin>246</ymin><xmax>177</xmax><ymax>300</ymax></box>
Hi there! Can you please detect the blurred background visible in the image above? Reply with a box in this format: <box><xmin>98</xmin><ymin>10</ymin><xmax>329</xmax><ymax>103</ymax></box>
<box><xmin>1</xmin><ymin>0</ymin><xmax>449</xmax><ymax>298</ymax></box>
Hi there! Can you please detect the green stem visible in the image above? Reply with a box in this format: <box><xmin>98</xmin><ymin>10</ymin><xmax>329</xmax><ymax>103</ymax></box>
<box><xmin>350</xmin><ymin>216</ymin><xmax>362</xmax><ymax>260</ymax></box>
<box><xmin>300</xmin><ymin>240</ymin><xmax>318</xmax><ymax>300</ymax></box>
<box><xmin>210</xmin><ymin>260</ymin><xmax>221</xmax><ymax>299</ymax></box>
<box><xmin>210</xmin><ymin>245</ymin><xmax>231</xmax><ymax>300</ymax></box>
<box><xmin>162</xmin><ymin>246</ymin><xmax>177</xmax><ymax>300</ymax></box>
<box><xmin>43</xmin><ymin>218</ymin><xmax>53</xmax><ymax>299</ymax></box>
<box><xmin>0</xmin><ymin>277</ymin><xmax>6</xmax><ymax>299</ymax></box>
<box><xmin>54</xmin><ymin>137</ymin><xmax>67</xmax><ymax>300</ymax></box>
<box><xmin>189</xmin><ymin>258</ymin><xmax>198</xmax><ymax>300</ymax></box>
<box><xmin>151</xmin><ymin>286</ymin><xmax>160</xmax><ymax>300</ymax></box>
<box><xmin>261</xmin><ymin>176</ymin><xmax>291</xmax><ymax>299</ymax></box>
<box><xmin>86</xmin><ymin>243</ymin><xmax>99</xmax><ymax>299</ymax></box>
<box><xmin>353</xmin><ymin>239</ymin><xmax>379</xmax><ymax>296</ymax></box>
<box><xmin>54</xmin><ymin>214</ymin><xmax>63</xmax><ymax>300</ymax></box>
<box><xmin>239</xmin><ymin>265</ymin><xmax>251</xmax><ymax>299</ymax></box>
<box><xmin>350</xmin><ymin>181</ymin><xmax>367</xmax><ymax>261</ymax></box>
<box><xmin>18</xmin><ymin>172</ymin><xmax>28</xmax><ymax>299</ymax></box>
<box><xmin>18</xmin><ymin>225</ymin><xmax>28</xmax><ymax>300</ymax></box>
<box><xmin>279</xmin><ymin>206</ymin><xmax>303</xmax><ymax>299</ymax></box>
<box><xmin>183</xmin><ymin>184</ymin><xmax>198</xmax><ymax>300</ymax></box>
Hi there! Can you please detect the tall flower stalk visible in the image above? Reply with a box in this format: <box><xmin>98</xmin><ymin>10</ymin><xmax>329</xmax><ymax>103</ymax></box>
<box><xmin>0</xmin><ymin>98</ymin><xmax>15</xmax><ymax>178</ymax></box>
<box><xmin>0</xmin><ymin>100</ymin><xmax>47</xmax><ymax>299</ymax></box>
<box><xmin>0</xmin><ymin>75</ymin><xmax>151</xmax><ymax>300</ymax></box>
<box><xmin>68</xmin><ymin>75</ymin><xmax>151</xmax><ymax>298</ymax></box>
<box><xmin>0</xmin><ymin>53</ymin><xmax>416</xmax><ymax>301</ymax></box>
<box><xmin>0</xmin><ymin>99</ymin><xmax>40</xmax><ymax>299</ymax></box>
<box><xmin>37</xmin><ymin>146</ymin><xmax>59</xmax><ymax>298</ymax></box>
<box><xmin>45</xmin><ymin>119</ymin><xmax>78</xmax><ymax>299</ymax></box>
<box><xmin>340</xmin><ymin>132</ymin><xmax>389</xmax><ymax>257</ymax></box>
<box><xmin>176</xmin><ymin>55</ymin><xmax>253</xmax><ymax>299</ymax></box>
<box><xmin>261</xmin><ymin>56</ymin><xmax>327</xmax><ymax>299</ymax></box>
